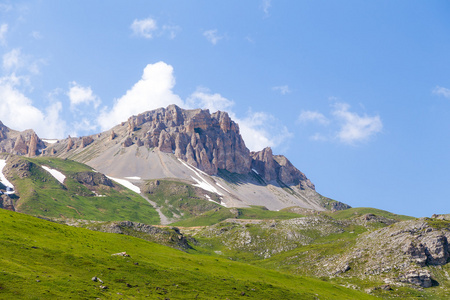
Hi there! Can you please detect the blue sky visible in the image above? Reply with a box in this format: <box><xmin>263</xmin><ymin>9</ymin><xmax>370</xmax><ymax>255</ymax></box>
<box><xmin>0</xmin><ymin>1</ymin><xmax>449</xmax><ymax>217</ymax></box>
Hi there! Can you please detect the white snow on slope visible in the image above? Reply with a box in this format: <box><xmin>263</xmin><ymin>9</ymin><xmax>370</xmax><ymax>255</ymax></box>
<box><xmin>106</xmin><ymin>176</ymin><xmax>141</xmax><ymax>194</ymax></box>
<box><xmin>124</xmin><ymin>176</ymin><xmax>141</xmax><ymax>180</ymax></box>
<box><xmin>215</xmin><ymin>182</ymin><xmax>231</xmax><ymax>194</ymax></box>
<box><xmin>42</xmin><ymin>166</ymin><xmax>66</xmax><ymax>184</ymax></box>
<box><xmin>178</xmin><ymin>159</ymin><xmax>223</xmax><ymax>195</ymax></box>
<box><xmin>42</xmin><ymin>139</ymin><xmax>58</xmax><ymax>144</ymax></box>
<box><xmin>0</xmin><ymin>159</ymin><xmax>15</xmax><ymax>194</ymax></box>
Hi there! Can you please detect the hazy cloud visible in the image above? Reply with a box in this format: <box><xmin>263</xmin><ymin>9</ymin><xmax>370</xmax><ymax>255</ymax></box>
<box><xmin>272</xmin><ymin>85</ymin><xmax>291</xmax><ymax>95</ymax></box>
<box><xmin>298</xmin><ymin>110</ymin><xmax>329</xmax><ymax>125</ymax></box>
<box><xmin>203</xmin><ymin>29</ymin><xmax>223</xmax><ymax>45</ymax></box>
<box><xmin>68</xmin><ymin>81</ymin><xmax>101</xmax><ymax>110</ymax></box>
<box><xmin>433</xmin><ymin>86</ymin><xmax>450</xmax><ymax>98</ymax></box>
<box><xmin>2</xmin><ymin>48</ymin><xmax>23</xmax><ymax>71</ymax></box>
<box><xmin>261</xmin><ymin>0</ymin><xmax>271</xmax><ymax>17</ymax></box>
<box><xmin>131</xmin><ymin>18</ymin><xmax>158</xmax><ymax>39</ymax></box>
<box><xmin>0</xmin><ymin>23</ymin><xmax>7</xmax><ymax>45</ymax></box>
<box><xmin>187</xmin><ymin>87</ymin><xmax>235</xmax><ymax>113</ymax></box>
<box><xmin>332</xmin><ymin>103</ymin><xmax>382</xmax><ymax>144</ymax></box>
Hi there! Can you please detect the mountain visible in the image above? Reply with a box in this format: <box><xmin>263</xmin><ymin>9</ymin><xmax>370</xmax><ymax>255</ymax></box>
<box><xmin>32</xmin><ymin>105</ymin><xmax>349</xmax><ymax>213</ymax></box>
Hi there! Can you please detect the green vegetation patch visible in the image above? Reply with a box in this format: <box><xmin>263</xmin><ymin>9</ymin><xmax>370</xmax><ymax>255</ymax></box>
<box><xmin>142</xmin><ymin>179</ymin><xmax>221</xmax><ymax>221</ymax></box>
<box><xmin>0</xmin><ymin>209</ymin><xmax>377</xmax><ymax>299</ymax></box>
<box><xmin>5</xmin><ymin>156</ymin><xmax>159</xmax><ymax>224</ymax></box>
<box><xmin>324</xmin><ymin>207</ymin><xmax>414</xmax><ymax>222</ymax></box>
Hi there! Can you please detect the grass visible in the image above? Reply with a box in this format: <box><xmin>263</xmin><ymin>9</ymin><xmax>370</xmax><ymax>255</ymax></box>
<box><xmin>323</xmin><ymin>207</ymin><xmax>415</xmax><ymax>222</ymax></box>
<box><xmin>172</xmin><ymin>205</ymin><xmax>305</xmax><ymax>227</ymax></box>
<box><xmin>142</xmin><ymin>179</ymin><xmax>221</xmax><ymax>221</ymax></box>
<box><xmin>5</xmin><ymin>156</ymin><xmax>159</xmax><ymax>224</ymax></box>
<box><xmin>0</xmin><ymin>209</ymin><xmax>378</xmax><ymax>299</ymax></box>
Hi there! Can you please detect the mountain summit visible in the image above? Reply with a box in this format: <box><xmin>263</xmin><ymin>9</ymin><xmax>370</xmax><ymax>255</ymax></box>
<box><xmin>1</xmin><ymin>105</ymin><xmax>348</xmax><ymax>212</ymax></box>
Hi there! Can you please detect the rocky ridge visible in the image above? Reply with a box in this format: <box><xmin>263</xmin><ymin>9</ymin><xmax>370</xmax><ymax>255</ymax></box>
<box><xmin>45</xmin><ymin>105</ymin><xmax>314</xmax><ymax>190</ymax></box>
<box><xmin>0</xmin><ymin>121</ymin><xmax>45</xmax><ymax>157</ymax></box>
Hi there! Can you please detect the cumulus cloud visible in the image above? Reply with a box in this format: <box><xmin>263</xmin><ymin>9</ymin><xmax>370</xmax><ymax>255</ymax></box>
<box><xmin>432</xmin><ymin>86</ymin><xmax>450</xmax><ymax>98</ymax></box>
<box><xmin>0</xmin><ymin>23</ymin><xmax>7</xmax><ymax>45</ymax></box>
<box><xmin>203</xmin><ymin>29</ymin><xmax>223</xmax><ymax>45</ymax></box>
<box><xmin>298</xmin><ymin>110</ymin><xmax>329</xmax><ymax>125</ymax></box>
<box><xmin>67</xmin><ymin>81</ymin><xmax>101</xmax><ymax>109</ymax></box>
<box><xmin>332</xmin><ymin>103</ymin><xmax>382</xmax><ymax>144</ymax></box>
<box><xmin>131</xmin><ymin>18</ymin><xmax>158</xmax><ymax>39</ymax></box>
<box><xmin>96</xmin><ymin>61</ymin><xmax>290</xmax><ymax>151</ymax></box>
<box><xmin>272</xmin><ymin>85</ymin><xmax>291</xmax><ymax>95</ymax></box>
<box><xmin>0</xmin><ymin>76</ymin><xmax>65</xmax><ymax>138</ymax></box>
<box><xmin>97</xmin><ymin>61</ymin><xmax>184</xmax><ymax>131</ymax></box>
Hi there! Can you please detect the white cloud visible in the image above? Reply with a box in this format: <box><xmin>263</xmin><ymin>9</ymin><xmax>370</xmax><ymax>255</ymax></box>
<box><xmin>432</xmin><ymin>86</ymin><xmax>450</xmax><ymax>98</ymax></box>
<box><xmin>0</xmin><ymin>23</ymin><xmax>7</xmax><ymax>45</ymax></box>
<box><xmin>203</xmin><ymin>29</ymin><xmax>223</xmax><ymax>45</ymax></box>
<box><xmin>97</xmin><ymin>62</ymin><xmax>291</xmax><ymax>151</ymax></box>
<box><xmin>261</xmin><ymin>0</ymin><xmax>272</xmax><ymax>17</ymax></box>
<box><xmin>272</xmin><ymin>85</ymin><xmax>291</xmax><ymax>95</ymax></box>
<box><xmin>2</xmin><ymin>48</ymin><xmax>21</xmax><ymax>70</ymax></box>
<box><xmin>239</xmin><ymin>111</ymin><xmax>292</xmax><ymax>151</ymax></box>
<box><xmin>67</xmin><ymin>81</ymin><xmax>101</xmax><ymax>109</ymax></box>
<box><xmin>332</xmin><ymin>102</ymin><xmax>382</xmax><ymax>144</ymax></box>
<box><xmin>97</xmin><ymin>61</ymin><xmax>184</xmax><ymax>131</ymax></box>
<box><xmin>0</xmin><ymin>76</ymin><xmax>65</xmax><ymax>138</ymax></box>
<box><xmin>298</xmin><ymin>110</ymin><xmax>329</xmax><ymax>125</ymax></box>
<box><xmin>187</xmin><ymin>87</ymin><xmax>235</xmax><ymax>113</ymax></box>
<box><xmin>131</xmin><ymin>18</ymin><xmax>158</xmax><ymax>39</ymax></box>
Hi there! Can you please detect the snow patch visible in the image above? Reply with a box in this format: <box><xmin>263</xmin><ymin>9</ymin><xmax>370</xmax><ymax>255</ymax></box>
<box><xmin>252</xmin><ymin>168</ymin><xmax>259</xmax><ymax>175</ymax></box>
<box><xmin>42</xmin><ymin>139</ymin><xmax>58</xmax><ymax>144</ymax></box>
<box><xmin>106</xmin><ymin>176</ymin><xmax>141</xmax><ymax>194</ymax></box>
<box><xmin>0</xmin><ymin>159</ymin><xmax>15</xmax><ymax>194</ymax></box>
<box><xmin>215</xmin><ymin>182</ymin><xmax>231</xmax><ymax>194</ymax></box>
<box><xmin>178</xmin><ymin>159</ymin><xmax>223</xmax><ymax>195</ymax></box>
<box><xmin>42</xmin><ymin>166</ymin><xmax>66</xmax><ymax>184</ymax></box>
<box><xmin>124</xmin><ymin>176</ymin><xmax>141</xmax><ymax>180</ymax></box>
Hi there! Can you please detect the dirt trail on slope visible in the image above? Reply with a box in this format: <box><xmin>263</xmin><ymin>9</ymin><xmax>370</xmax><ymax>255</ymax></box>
<box><xmin>140</xmin><ymin>193</ymin><xmax>171</xmax><ymax>225</ymax></box>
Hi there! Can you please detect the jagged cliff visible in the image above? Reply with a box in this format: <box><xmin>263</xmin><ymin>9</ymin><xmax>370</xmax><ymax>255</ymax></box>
<box><xmin>0</xmin><ymin>121</ymin><xmax>44</xmax><ymax>157</ymax></box>
<box><xmin>0</xmin><ymin>105</ymin><xmax>348</xmax><ymax>211</ymax></box>
<box><xmin>45</xmin><ymin>105</ymin><xmax>314</xmax><ymax>191</ymax></box>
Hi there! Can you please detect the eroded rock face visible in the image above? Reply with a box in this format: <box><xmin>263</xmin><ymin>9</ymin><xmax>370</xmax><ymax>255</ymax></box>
<box><xmin>73</xmin><ymin>172</ymin><xmax>114</xmax><ymax>187</ymax></box>
<box><xmin>121</xmin><ymin>105</ymin><xmax>252</xmax><ymax>175</ymax></box>
<box><xmin>251</xmin><ymin>147</ymin><xmax>315</xmax><ymax>190</ymax></box>
<box><xmin>0</xmin><ymin>124</ymin><xmax>44</xmax><ymax>157</ymax></box>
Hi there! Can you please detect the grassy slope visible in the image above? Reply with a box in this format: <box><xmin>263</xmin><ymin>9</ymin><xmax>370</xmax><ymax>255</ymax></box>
<box><xmin>7</xmin><ymin>156</ymin><xmax>159</xmax><ymax>224</ymax></box>
<box><xmin>172</xmin><ymin>206</ymin><xmax>305</xmax><ymax>227</ymax></box>
<box><xmin>0</xmin><ymin>209</ymin><xmax>377</xmax><ymax>299</ymax></box>
<box><xmin>323</xmin><ymin>207</ymin><xmax>415</xmax><ymax>221</ymax></box>
<box><xmin>142</xmin><ymin>179</ymin><xmax>221</xmax><ymax>221</ymax></box>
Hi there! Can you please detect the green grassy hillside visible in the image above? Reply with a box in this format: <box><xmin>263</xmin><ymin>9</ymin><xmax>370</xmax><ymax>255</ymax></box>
<box><xmin>0</xmin><ymin>209</ymin><xmax>377</xmax><ymax>299</ymax></box>
<box><xmin>2</xmin><ymin>155</ymin><xmax>159</xmax><ymax>224</ymax></box>
<box><xmin>172</xmin><ymin>205</ymin><xmax>305</xmax><ymax>227</ymax></box>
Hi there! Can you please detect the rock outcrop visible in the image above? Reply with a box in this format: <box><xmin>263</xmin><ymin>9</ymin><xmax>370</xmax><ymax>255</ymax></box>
<box><xmin>0</xmin><ymin>122</ymin><xmax>44</xmax><ymax>157</ymax></box>
<box><xmin>97</xmin><ymin>105</ymin><xmax>314</xmax><ymax>189</ymax></box>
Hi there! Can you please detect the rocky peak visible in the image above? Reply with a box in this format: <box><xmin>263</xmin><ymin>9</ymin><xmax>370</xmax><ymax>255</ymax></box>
<box><xmin>118</xmin><ymin>105</ymin><xmax>252</xmax><ymax>175</ymax></box>
<box><xmin>251</xmin><ymin>147</ymin><xmax>315</xmax><ymax>190</ymax></box>
<box><xmin>0</xmin><ymin>122</ymin><xmax>44</xmax><ymax>157</ymax></box>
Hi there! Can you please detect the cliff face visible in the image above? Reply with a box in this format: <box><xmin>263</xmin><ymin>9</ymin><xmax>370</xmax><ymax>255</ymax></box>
<box><xmin>115</xmin><ymin>105</ymin><xmax>314</xmax><ymax>190</ymax></box>
<box><xmin>0</xmin><ymin>122</ymin><xmax>44</xmax><ymax>157</ymax></box>
<box><xmin>121</xmin><ymin>105</ymin><xmax>252</xmax><ymax>175</ymax></box>
<box><xmin>1</xmin><ymin>105</ymin><xmax>315</xmax><ymax>191</ymax></box>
